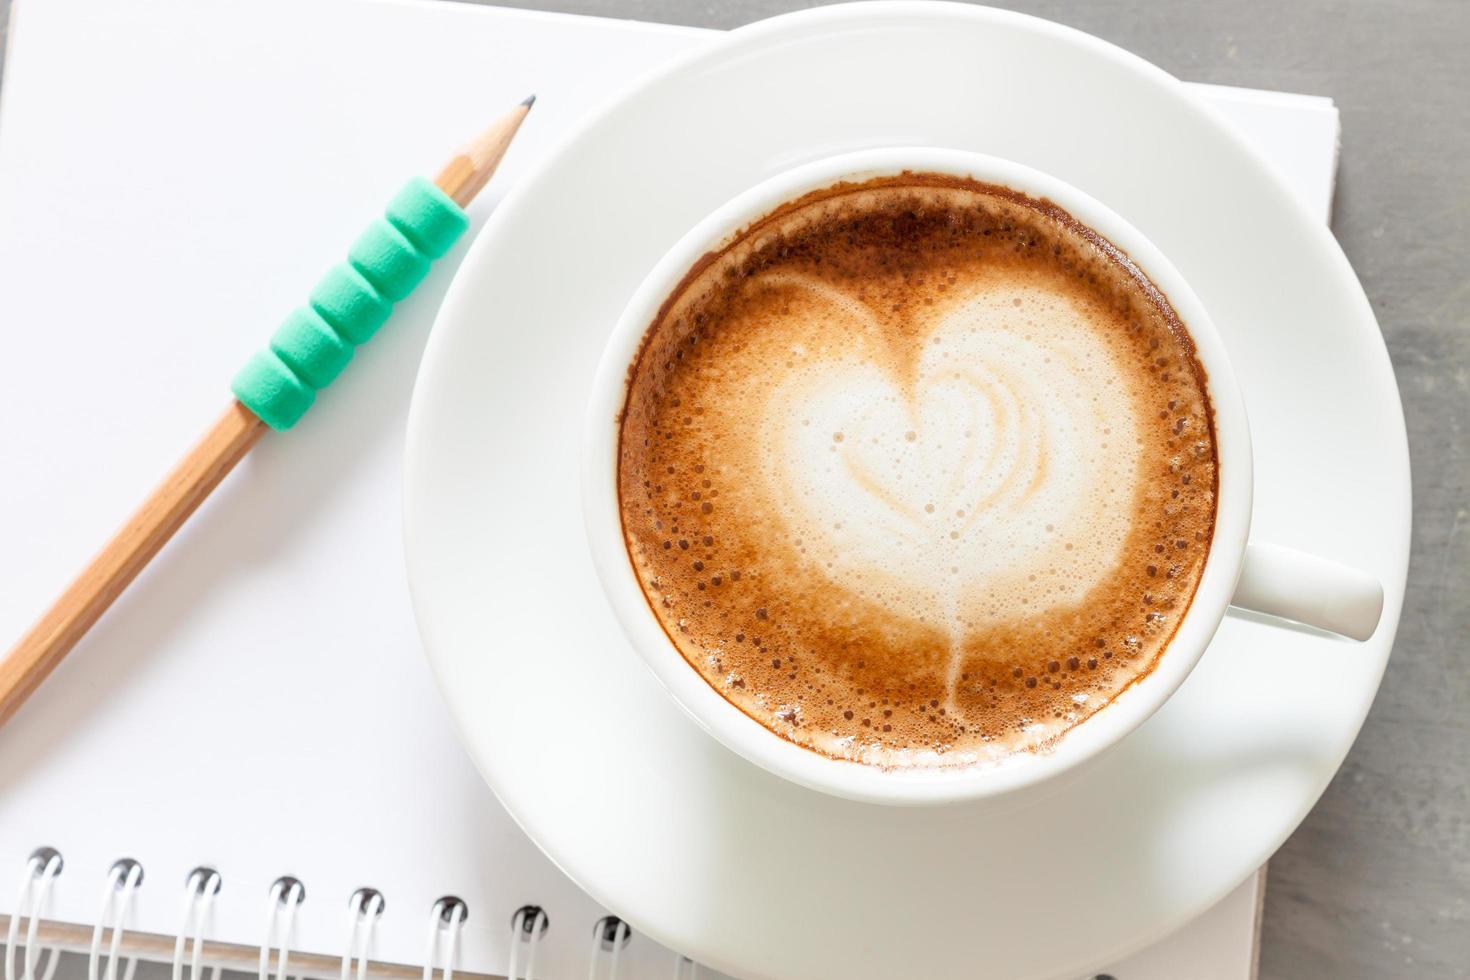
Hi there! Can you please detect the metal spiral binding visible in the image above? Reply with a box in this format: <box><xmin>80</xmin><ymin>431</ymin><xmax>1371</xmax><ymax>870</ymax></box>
<box><xmin>505</xmin><ymin>905</ymin><xmax>547</xmax><ymax>980</ymax></box>
<box><xmin>88</xmin><ymin>858</ymin><xmax>144</xmax><ymax>980</ymax></box>
<box><xmin>10</xmin><ymin>855</ymin><xmax>721</xmax><ymax>980</ymax></box>
<box><xmin>420</xmin><ymin>897</ymin><xmax>466</xmax><ymax>980</ymax></box>
<box><xmin>258</xmin><ymin>876</ymin><xmax>305</xmax><ymax>980</ymax></box>
<box><xmin>338</xmin><ymin>888</ymin><xmax>385</xmax><ymax>980</ymax></box>
<box><xmin>171</xmin><ymin>867</ymin><xmax>222</xmax><ymax>980</ymax></box>
<box><xmin>5</xmin><ymin>847</ymin><xmax>63</xmax><ymax>980</ymax></box>
<box><xmin>586</xmin><ymin>917</ymin><xmax>631</xmax><ymax>980</ymax></box>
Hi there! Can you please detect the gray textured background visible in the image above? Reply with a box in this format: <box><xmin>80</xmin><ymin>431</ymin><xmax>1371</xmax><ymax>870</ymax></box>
<box><xmin>1</xmin><ymin>0</ymin><xmax>1465</xmax><ymax>978</ymax></box>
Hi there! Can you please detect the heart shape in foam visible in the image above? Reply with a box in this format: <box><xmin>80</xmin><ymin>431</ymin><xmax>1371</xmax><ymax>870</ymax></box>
<box><xmin>756</xmin><ymin>274</ymin><xmax>1144</xmax><ymax>634</ymax></box>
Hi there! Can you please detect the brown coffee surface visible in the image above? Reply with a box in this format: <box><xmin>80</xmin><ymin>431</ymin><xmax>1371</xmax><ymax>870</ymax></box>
<box><xmin>617</xmin><ymin>174</ymin><xmax>1218</xmax><ymax>769</ymax></box>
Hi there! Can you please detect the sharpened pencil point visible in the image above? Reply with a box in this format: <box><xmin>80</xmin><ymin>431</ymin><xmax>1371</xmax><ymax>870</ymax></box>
<box><xmin>434</xmin><ymin>98</ymin><xmax>535</xmax><ymax>207</ymax></box>
<box><xmin>521</xmin><ymin>94</ymin><xmax>537</xmax><ymax>108</ymax></box>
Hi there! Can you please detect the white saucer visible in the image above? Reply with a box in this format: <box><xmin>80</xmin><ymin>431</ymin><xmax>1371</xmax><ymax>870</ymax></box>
<box><xmin>404</xmin><ymin>5</ymin><xmax>1410</xmax><ymax>977</ymax></box>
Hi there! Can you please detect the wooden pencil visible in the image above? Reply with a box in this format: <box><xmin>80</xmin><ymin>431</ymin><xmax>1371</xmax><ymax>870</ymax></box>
<box><xmin>0</xmin><ymin>97</ymin><xmax>534</xmax><ymax>728</ymax></box>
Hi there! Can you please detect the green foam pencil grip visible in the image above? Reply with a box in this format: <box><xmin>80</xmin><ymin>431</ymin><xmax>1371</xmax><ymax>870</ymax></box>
<box><xmin>231</xmin><ymin>177</ymin><xmax>469</xmax><ymax>430</ymax></box>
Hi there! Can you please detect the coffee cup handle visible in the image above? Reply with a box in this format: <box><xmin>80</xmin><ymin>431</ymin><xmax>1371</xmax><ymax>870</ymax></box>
<box><xmin>1231</xmin><ymin>542</ymin><xmax>1384</xmax><ymax>641</ymax></box>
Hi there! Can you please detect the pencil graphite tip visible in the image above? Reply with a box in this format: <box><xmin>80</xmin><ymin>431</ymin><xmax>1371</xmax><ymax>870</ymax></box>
<box><xmin>521</xmin><ymin>94</ymin><xmax>537</xmax><ymax>109</ymax></box>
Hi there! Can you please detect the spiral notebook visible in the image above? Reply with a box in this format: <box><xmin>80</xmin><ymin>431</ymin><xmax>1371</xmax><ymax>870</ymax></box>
<box><xmin>0</xmin><ymin>0</ymin><xmax>1338</xmax><ymax>977</ymax></box>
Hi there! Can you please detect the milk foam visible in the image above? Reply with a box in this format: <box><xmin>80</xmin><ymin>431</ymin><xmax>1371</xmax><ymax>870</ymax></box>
<box><xmin>762</xmin><ymin>276</ymin><xmax>1139</xmax><ymax>629</ymax></box>
<box><xmin>758</xmin><ymin>275</ymin><xmax>1142</xmax><ymax>712</ymax></box>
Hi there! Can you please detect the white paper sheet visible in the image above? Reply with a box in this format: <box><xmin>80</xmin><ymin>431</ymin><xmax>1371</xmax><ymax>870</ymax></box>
<box><xmin>0</xmin><ymin>1</ymin><xmax>1331</xmax><ymax>977</ymax></box>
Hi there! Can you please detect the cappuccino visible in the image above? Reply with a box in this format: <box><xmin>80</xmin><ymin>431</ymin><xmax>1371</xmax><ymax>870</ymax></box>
<box><xmin>617</xmin><ymin>174</ymin><xmax>1218</xmax><ymax>769</ymax></box>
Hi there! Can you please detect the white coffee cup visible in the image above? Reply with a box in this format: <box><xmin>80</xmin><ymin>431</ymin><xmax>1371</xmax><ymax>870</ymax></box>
<box><xmin>582</xmin><ymin>147</ymin><xmax>1383</xmax><ymax>806</ymax></box>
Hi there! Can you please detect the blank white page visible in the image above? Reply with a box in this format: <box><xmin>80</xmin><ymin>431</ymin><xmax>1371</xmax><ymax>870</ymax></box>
<box><xmin>0</xmin><ymin>0</ymin><xmax>1332</xmax><ymax>977</ymax></box>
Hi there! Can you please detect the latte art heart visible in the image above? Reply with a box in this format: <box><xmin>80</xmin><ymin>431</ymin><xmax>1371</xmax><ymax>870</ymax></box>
<box><xmin>617</xmin><ymin>175</ymin><xmax>1217</xmax><ymax>769</ymax></box>
<box><xmin>762</xmin><ymin>279</ymin><xmax>1141</xmax><ymax>636</ymax></box>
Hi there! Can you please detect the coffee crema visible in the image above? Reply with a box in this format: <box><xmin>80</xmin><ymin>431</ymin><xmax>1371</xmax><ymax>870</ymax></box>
<box><xmin>617</xmin><ymin>173</ymin><xmax>1218</xmax><ymax>769</ymax></box>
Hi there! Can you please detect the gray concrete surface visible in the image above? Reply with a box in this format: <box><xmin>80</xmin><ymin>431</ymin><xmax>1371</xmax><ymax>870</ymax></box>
<box><xmin>1</xmin><ymin>0</ymin><xmax>1465</xmax><ymax>978</ymax></box>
